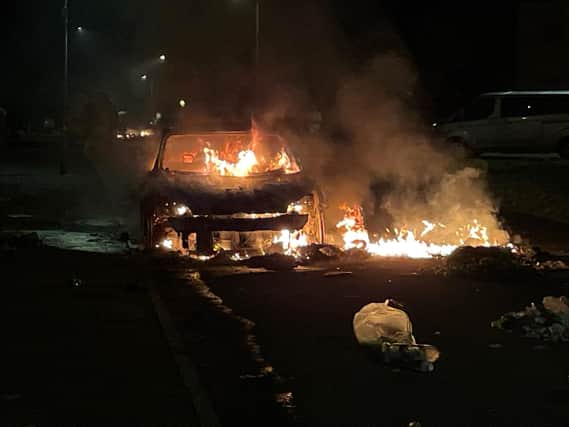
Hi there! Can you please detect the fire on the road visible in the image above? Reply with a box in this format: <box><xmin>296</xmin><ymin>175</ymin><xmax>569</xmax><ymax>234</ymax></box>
<box><xmin>336</xmin><ymin>204</ymin><xmax>509</xmax><ymax>259</ymax></box>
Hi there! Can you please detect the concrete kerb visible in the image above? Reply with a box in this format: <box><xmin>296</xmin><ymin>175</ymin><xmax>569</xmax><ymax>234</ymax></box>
<box><xmin>149</xmin><ymin>285</ymin><xmax>221</xmax><ymax>427</ymax></box>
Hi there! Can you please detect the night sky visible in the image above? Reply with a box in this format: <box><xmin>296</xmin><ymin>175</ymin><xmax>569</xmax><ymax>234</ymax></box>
<box><xmin>0</xmin><ymin>0</ymin><xmax>522</xmax><ymax>128</ymax></box>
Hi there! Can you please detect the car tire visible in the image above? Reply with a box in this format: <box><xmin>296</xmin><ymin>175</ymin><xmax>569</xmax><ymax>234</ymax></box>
<box><xmin>558</xmin><ymin>138</ymin><xmax>569</xmax><ymax>159</ymax></box>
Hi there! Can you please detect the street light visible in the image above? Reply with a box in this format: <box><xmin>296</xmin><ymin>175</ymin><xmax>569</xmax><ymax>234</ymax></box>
<box><xmin>159</xmin><ymin>54</ymin><xmax>166</xmax><ymax>62</ymax></box>
<box><xmin>179</xmin><ymin>99</ymin><xmax>186</xmax><ymax>108</ymax></box>
<box><xmin>76</xmin><ymin>26</ymin><xmax>83</xmax><ymax>32</ymax></box>
<box><xmin>141</xmin><ymin>74</ymin><xmax>148</xmax><ymax>81</ymax></box>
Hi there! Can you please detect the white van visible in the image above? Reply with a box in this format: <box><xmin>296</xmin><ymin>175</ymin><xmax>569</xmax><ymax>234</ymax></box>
<box><xmin>436</xmin><ymin>91</ymin><xmax>569</xmax><ymax>158</ymax></box>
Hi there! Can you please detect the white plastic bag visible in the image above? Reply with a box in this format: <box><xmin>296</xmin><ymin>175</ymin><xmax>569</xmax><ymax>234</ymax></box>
<box><xmin>353</xmin><ymin>300</ymin><xmax>416</xmax><ymax>346</ymax></box>
<box><xmin>543</xmin><ymin>296</ymin><xmax>569</xmax><ymax>316</ymax></box>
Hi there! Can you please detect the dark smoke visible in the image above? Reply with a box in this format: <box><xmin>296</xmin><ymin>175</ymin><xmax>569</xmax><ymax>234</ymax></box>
<box><xmin>273</xmin><ymin>51</ymin><xmax>508</xmax><ymax>244</ymax></box>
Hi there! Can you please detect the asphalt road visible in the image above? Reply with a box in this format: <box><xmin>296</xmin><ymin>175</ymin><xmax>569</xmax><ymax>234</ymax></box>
<box><xmin>158</xmin><ymin>259</ymin><xmax>569</xmax><ymax>426</ymax></box>
<box><xmin>3</xmin><ymin>142</ymin><xmax>569</xmax><ymax>426</ymax></box>
<box><xmin>0</xmin><ymin>248</ymin><xmax>197</xmax><ymax>426</ymax></box>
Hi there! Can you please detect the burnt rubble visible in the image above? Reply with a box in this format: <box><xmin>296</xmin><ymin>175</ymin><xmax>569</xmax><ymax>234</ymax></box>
<box><xmin>433</xmin><ymin>245</ymin><xmax>569</xmax><ymax>279</ymax></box>
<box><xmin>492</xmin><ymin>296</ymin><xmax>569</xmax><ymax>342</ymax></box>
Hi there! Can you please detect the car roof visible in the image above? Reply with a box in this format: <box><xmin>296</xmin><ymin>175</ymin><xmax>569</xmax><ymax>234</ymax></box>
<box><xmin>481</xmin><ymin>91</ymin><xmax>569</xmax><ymax>96</ymax></box>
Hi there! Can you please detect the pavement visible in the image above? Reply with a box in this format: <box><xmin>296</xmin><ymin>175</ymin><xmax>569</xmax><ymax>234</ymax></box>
<box><xmin>0</xmin><ymin>247</ymin><xmax>198</xmax><ymax>427</ymax></box>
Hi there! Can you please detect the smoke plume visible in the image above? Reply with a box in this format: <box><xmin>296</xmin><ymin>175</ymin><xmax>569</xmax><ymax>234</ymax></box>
<box><xmin>278</xmin><ymin>51</ymin><xmax>508</xmax><ymax>245</ymax></box>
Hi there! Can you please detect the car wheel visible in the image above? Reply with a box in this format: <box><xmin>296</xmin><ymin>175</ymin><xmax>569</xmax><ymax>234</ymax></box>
<box><xmin>558</xmin><ymin>138</ymin><xmax>569</xmax><ymax>159</ymax></box>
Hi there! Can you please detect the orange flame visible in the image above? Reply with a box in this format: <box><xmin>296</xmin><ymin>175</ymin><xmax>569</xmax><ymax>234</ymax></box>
<box><xmin>336</xmin><ymin>205</ymin><xmax>509</xmax><ymax>258</ymax></box>
<box><xmin>198</xmin><ymin>131</ymin><xmax>299</xmax><ymax>176</ymax></box>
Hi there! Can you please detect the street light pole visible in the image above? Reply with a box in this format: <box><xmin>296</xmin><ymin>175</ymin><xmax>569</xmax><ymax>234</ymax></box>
<box><xmin>252</xmin><ymin>0</ymin><xmax>260</xmax><ymax>123</ymax></box>
<box><xmin>61</xmin><ymin>0</ymin><xmax>69</xmax><ymax>175</ymax></box>
<box><xmin>255</xmin><ymin>0</ymin><xmax>260</xmax><ymax>69</ymax></box>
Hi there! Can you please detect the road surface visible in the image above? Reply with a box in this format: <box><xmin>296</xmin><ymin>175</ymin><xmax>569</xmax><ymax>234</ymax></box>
<box><xmin>157</xmin><ymin>258</ymin><xmax>569</xmax><ymax>426</ymax></box>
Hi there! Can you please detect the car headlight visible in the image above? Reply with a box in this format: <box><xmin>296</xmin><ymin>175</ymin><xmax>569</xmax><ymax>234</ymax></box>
<box><xmin>159</xmin><ymin>202</ymin><xmax>192</xmax><ymax>217</ymax></box>
<box><xmin>287</xmin><ymin>196</ymin><xmax>314</xmax><ymax>215</ymax></box>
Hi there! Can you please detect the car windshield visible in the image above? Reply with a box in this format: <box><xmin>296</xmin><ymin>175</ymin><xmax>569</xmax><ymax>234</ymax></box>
<box><xmin>162</xmin><ymin>132</ymin><xmax>301</xmax><ymax>176</ymax></box>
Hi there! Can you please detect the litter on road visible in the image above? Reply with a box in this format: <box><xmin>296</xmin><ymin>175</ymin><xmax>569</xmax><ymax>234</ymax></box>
<box><xmin>353</xmin><ymin>299</ymin><xmax>440</xmax><ymax>372</ymax></box>
<box><xmin>492</xmin><ymin>296</ymin><xmax>569</xmax><ymax>342</ymax></box>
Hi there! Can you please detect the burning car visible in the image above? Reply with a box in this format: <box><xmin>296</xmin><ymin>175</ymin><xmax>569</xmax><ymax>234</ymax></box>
<box><xmin>141</xmin><ymin>129</ymin><xmax>325</xmax><ymax>255</ymax></box>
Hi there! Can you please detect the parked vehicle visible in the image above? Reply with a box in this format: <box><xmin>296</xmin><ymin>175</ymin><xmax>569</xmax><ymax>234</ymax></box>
<box><xmin>436</xmin><ymin>91</ymin><xmax>569</xmax><ymax>157</ymax></box>
<box><xmin>141</xmin><ymin>130</ymin><xmax>325</xmax><ymax>254</ymax></box>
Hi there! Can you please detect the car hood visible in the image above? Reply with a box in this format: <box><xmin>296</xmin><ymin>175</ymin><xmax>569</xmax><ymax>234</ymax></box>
<box><xmin>143</xmin><ymin>171</ymin><xmax>316</xmax><ymax>215</ymax></box>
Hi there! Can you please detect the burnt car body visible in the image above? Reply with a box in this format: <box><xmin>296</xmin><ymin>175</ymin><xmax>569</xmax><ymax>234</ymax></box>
<box><xmin>141</xmin><ymin>130</ymin><xmax>325</xmax><ymax>254</ymax></box>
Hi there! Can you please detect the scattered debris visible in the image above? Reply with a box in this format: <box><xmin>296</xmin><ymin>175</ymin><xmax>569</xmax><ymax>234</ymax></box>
<box><xmin>537</xmin><ymin>260</ymin><xmax>569</xmax><ymax>271</ymax></box>
<box><xmin>381</xmin><ymin>342</ymin><xmax>439</xmax><ymax>372</ymax></box>
<box><xmin>243</xmin><ymin>253</ymin><xmax>297</xmax><ymax>271</ymax></box>
<box><xmin>543</xmin><ymin>296</ymin><xmax>569</xmax><ymax>316</ymax></box>
<box><xmin>353</xmin><ymin>300</ymin><xmax>439</xmax><ymax>372</ymax></box>
<box><xmin>342</xmin><ymin>248</ymin><xmax>371</xmax><ymax>262</ymax></box>
<box><xmin>298</xmin><ymin>244</ymin><xmax>342</xmax><ymax>263</ymax></box>
<box><xmin>434</xmin><ymin>245</ymin><xmax>569</xmax><ymax>278</ymax></box>
<box><xmin>492</xmin><ymin>296</ymin><xmax>569</xmax><ymax>342</ymax></box>
<box><xmin>440</xmin><ymin>246</ymin><xmax>528</xmax><ymax>277</ymax></box>
<box><xmin>323</xmin><ymin>271</ymin><xmax>353</xmax><ymax>277</ymax></box>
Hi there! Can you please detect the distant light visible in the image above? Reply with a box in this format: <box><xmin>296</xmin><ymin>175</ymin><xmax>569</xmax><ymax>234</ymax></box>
<box><xmin>77</xmin><ymin>26</ymin><xmax>84</xmax><ymax>32</ymax></box>
<box><xmin>161</xmin><ymin>239</ymin><xmax>173</xmax><ymax>250</ymax></box>
<box><xmin>432</xmin><ymin>122</ymin><xmax>438</xmax><ymax>127</ymax></box>
<box><xmin>179</xmin><ymin>99</ymin><xmax>186</xmax><ymax>108</ymax></box>
<box><xmin>527</xmin><ymin>105</ymin><xmax>532</xmax><ymax>109</ymax></box>
<box><xmin>176</xmin><ymin>205</ymin><xmax>189</xmax><ymax>216</ymax></box>
<box><xmin>159</xmin><ymin>54</ymin><xmax>166</xmax><ymax>62</ymax></box>
<box><xmin>141</xmin><ymin>74</ymin><xmax>148</xmax><ymax>81</ymax></box>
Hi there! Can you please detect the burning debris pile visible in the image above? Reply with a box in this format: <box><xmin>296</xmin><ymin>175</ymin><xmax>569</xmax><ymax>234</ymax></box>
<box><xmin>438</xmin><ymin>246</ymin><xmax>524</xmax><ymax>277</ymax></box>
<box><xmin>492</xmin><ymin>296</ymin><xmax>569</xmax><ymax>342</ymax></box>
<box><xmin>433</xmin><ymin>245</ymin><xmax>569</xmax><ymax>278</ymax></box>
<box><xmin>335</xmin><ymin>200</ymin><xmax>509</xmax><ymax>259</ymax></box>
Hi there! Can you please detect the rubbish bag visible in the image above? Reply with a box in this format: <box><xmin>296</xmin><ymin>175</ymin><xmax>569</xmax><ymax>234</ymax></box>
<box><xmin>353</xmin><ymin>300</ymin><xmax>440</xmax><ymax>371</ymax></box>
<box><xmin>353</xmin><ymin>300</ymin><xmax>416</xmax><ymax>346</ymax></box>
<box><xmin>542</xmin><ymin>296</ymin><xmax>569</xmax><ymax>317</ymax></box>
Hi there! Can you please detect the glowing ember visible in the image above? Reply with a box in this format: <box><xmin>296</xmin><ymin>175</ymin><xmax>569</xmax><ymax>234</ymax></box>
<box><xmin>274</xmin><ymin>229</ymin><xmax>309</xmax><ymax>256</ymax></box>
<box><xmin>336</xmin><ymin>205</ymin><xmax>507</xmax><ymax>259</ymax></box>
